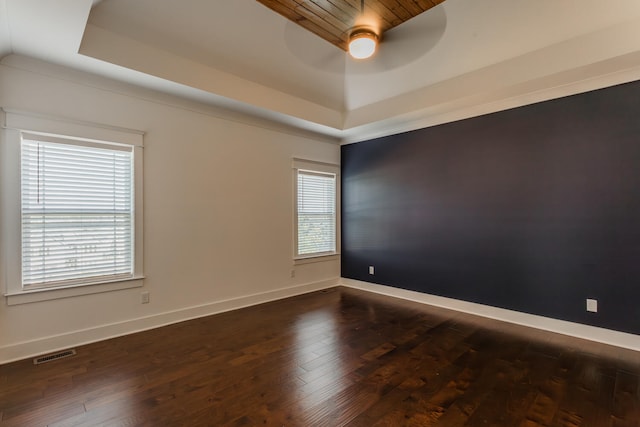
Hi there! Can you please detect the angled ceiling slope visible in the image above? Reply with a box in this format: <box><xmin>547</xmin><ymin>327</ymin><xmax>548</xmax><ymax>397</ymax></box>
<box><xmin>0</xmin><ymin>0</ymin><xmax>10</xmax><ymax>57</ymax></box>
<box><xmin>4</xmin><ymin>0</ymin><xmax>640</xmax><ymax>143</ymax></box>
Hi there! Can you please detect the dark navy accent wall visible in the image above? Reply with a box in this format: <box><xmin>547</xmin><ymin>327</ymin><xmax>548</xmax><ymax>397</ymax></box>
<box><xmin>341</xmin><ymin>81</ymin><xmax>640</xmax><ymax>335</ymax></box>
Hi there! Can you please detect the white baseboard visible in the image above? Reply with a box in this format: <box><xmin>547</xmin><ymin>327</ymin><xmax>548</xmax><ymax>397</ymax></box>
<box><xmin>341</xmin><ymin>278</ymin><xmax>640</xmax><ymax>352</ymax></box>
<box><xmin>6</xmin><ymin>277</ymin><xmax>636</xmax><ymax>365</ymax></box>
<box><xmin>0</xmin><ymin>278</ymin><xmax>338</xmax><ymax>364</ymax></box>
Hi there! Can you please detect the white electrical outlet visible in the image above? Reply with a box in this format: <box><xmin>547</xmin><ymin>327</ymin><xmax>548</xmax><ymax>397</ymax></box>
<box><xmin>586</xmin><ymin>298</ymin><xmax>597</xmax><ymax>313</ymax></box>
<box><xmin>141</xmin><ymin>291</ymin><xmax>150</xmax><ymax>304</ymax></box>
<box><xmin>369</xmin><ymin>266</ymin><xmax>374</xmax><ymax>275</ymax></box>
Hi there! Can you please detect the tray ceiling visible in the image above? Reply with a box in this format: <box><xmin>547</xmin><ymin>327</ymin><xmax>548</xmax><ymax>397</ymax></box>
<box><xmin>3</xmin><ymin>0</ymin><xmax>640</xmax><ymax>143</ymax></box>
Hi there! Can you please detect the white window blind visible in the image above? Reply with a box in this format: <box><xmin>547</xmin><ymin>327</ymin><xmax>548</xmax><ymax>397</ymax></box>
<box><xmin>297</xmin><ymin>170</ymin><xmax>336</xmax><ymax>256</ymax></box>
<box><xmin>21</xmin><ymin>135</ymin><xmax>134</xmax><ymax>288</ymax></box>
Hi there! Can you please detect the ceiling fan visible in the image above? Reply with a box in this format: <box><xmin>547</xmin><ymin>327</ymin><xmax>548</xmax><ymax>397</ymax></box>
<box><xmin>272</xmin><ymin>0</ymin><xmax>447</xmax><ymax>74</ymax></box>
<box><xmin>347</xmin><ymin>0</ymin><xmax>381</xmax><ymax>59</ymax></box>
<box><xmin>257</xmin><ymin>0</ymin><xmax>448</xmax><ymax>71</ymax></box>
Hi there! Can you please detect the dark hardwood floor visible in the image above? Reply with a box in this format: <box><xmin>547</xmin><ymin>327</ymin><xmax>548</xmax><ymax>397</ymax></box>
<box><xmin>1</xmin><ymin>287</ymin><xmax>639</xmax><ymax>426</ymax></box>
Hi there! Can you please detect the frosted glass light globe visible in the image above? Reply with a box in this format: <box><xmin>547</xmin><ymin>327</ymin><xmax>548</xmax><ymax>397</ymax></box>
<box><xmin>349</xmin><ymin>32</ymin><xmax>377</xmax><ymax>59</ymax></box>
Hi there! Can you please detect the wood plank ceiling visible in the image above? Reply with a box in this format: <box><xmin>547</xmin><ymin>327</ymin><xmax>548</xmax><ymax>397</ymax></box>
<box><xmin>256</xmin><ymin>0</ymin><xmax>446</xmax><ymax>50</ymax></box>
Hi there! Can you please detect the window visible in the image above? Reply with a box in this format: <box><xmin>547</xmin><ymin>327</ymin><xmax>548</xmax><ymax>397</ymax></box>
<box><xmin>294</xmin><ymin>159</ymin><xmax>339</xmax><ymax>258</ymax></box>
<box><xmin>1</xmin><ymin>110</ymin><xmax>144</xmax><ymax>304</ymax></box>
<box><xmin>21</xmin><ymin>134</ymin><xmax>134</xmax><ymax>288</ymax></box>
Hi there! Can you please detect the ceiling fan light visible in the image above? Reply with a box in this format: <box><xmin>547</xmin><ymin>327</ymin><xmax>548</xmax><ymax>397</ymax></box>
<box><xmin>348</xmin><ymin>29</ymin><xmax>378</xmax><ymax>59</ymax></box>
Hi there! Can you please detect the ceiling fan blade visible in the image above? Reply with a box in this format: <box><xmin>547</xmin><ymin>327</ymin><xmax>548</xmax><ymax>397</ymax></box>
<box><xmin>283</xmin><ymin>20</ymin><xmax>346</xmax><ymax>74</ymax></box>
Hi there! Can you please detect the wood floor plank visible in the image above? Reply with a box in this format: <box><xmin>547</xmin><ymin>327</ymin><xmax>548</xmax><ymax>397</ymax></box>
<box><xmin>612</xmin><ymin>370</ymin><xmax>640</xmax><ymax>427</ymax></box>
<box><xmin>1</xmin><ymin>286</ymin><xmax>639</xmax><ymax>426</ymax></box>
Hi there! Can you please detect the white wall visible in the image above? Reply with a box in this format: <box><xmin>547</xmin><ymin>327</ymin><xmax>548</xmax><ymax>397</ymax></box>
<box><xmin>0</xmin><ymin>57</ymin><xmax>340</xmax><ymax>363</ymax></box>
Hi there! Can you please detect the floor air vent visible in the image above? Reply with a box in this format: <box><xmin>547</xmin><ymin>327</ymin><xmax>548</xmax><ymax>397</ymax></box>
<box><xmin>33</xmin><ymin>349</ymin><xmax>77</xmax><ymax>365</ymax></box>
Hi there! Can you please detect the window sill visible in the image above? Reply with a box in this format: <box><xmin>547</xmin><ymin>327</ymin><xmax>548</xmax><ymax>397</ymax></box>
<box><xmin>294</xmin><ymin>253</ymin><xmax>340</xmax><ymax>265</ymax></box>
<box><xmin>4</xmin><ymin>276</ymin><xmax>145</xmax><ymax>306</ymax></box>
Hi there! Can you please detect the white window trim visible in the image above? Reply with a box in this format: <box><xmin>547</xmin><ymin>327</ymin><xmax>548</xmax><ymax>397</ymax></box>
<box><xmin>293</xmin><ymin>158</ymin><xmax>340</xmax><ymax>262</ymax></box>
<box><xmin>1</xmin><ymin>109</ymin><xmax>145</xmax><ymax>305</ymax></box>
